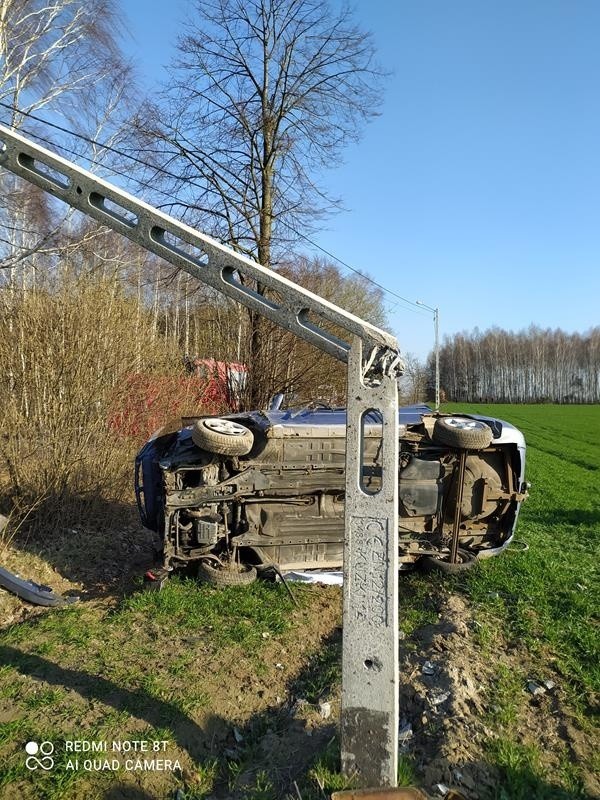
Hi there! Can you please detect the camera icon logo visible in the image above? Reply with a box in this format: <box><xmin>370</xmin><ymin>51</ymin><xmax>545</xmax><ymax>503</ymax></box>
<box><xmin>25</xmin><ymin>741</ymin><xmax>55</xmax><ymax>770</ymax></box>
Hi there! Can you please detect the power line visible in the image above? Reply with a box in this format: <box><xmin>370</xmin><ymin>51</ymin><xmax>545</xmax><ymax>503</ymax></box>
<box><xmin>1</xmin><ymin>102</ymin><xmax>426</xmax><ymax>314</ymax></box>
<box><xmin>0</xmin><ymin>101</ymin><xmax>430</xmax><ymax>315</ymax></box>
<box><xmin>17</xmin><ymin>124</ymin><xmax>207</xmax><ymax>217</ymax></box>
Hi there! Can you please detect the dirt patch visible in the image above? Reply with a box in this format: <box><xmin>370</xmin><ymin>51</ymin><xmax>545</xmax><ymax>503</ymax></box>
<box><xmin>396</xmin><ymin>593</ymin><xmax>497</xmax><ymax>796</ymax></box>
<box><xmin>175</xmin><ymin>586</ymin><xmax>343</xmax><ymax>795</ymax></box>
<box><xmin>395</xmin><ymin>591</ymin><xmax>598</xmax><ymax>799</ymax></box>
<box><xmin>0</xmin><ymin>517</ymin><xmax>158</xmax><ymax>627</ymax></box>
<box><xmin>172</xmin><ymin>582</ymin><xmax>598</xmax><ymax>798</ymax></box>
<box><xmin>222</xmin><ymin>585</ymin><xmax>599</xmax><ymax>799</ymax></box>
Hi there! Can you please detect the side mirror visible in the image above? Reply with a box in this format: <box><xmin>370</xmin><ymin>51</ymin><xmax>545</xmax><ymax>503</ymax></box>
<box><xmin>268</xmin><ymin>392</ymin><xmax>285</xmax><ymax>411</ymax></box>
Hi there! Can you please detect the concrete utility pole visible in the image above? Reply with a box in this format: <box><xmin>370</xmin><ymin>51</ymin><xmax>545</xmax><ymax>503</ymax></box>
<box><xmin>0</xmin><ymin>124</ymin><xmax>404</xmax><ymax>788</ymax></box>
<box><xmin>416</xmin><ymin>300</ymin><xmax>440</xmax><ymax>411</ymax></box>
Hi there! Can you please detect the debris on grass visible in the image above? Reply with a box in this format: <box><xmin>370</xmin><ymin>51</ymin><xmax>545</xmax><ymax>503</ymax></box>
<box><xmin>399</xmin><ymin>720</ymin><xmax>413</xmax><ymax>748</ymax></box>
<box><xmin>429</xmin><ymin>690</ymin><xmax>451</xmax><ymax>707</ymax></box>
<box><xmin>233</xmin><ymin>726</ymin><xmax>244</xmax><ymax>743</ymax></box>
<box><xmin>527</xmin><ymin>680</ymin><xmax>546</xmax><ymax>696</ymax></box>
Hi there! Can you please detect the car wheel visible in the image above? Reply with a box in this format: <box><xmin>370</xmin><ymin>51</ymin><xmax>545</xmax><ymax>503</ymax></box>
<box><xmin>432</xmin><ymin>416</ymin><xmax>492</xmax><ymax>450</ymax></box>
<box><xmin>191</xmin><ymin>418</ymin><xmax>254</xmax><ymax>455</ymax></box>
<box><xmin>419</xmin><ymin>548</ymin><xmax>477</xmax><ymax>574</ymax></box>
<box><xmin>197</xmin><ymin>560</ymin><xmax>257</xmax><ymax>587</ymax></box>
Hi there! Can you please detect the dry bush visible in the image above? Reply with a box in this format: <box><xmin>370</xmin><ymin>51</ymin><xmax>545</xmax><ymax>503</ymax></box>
<box><xmin>0</xmin><ymin>271</ymin><xmax>189</xmax><ymax>535</ymax></box>
<box><xmin>0</xmin><ymin>248</ymin><xmax>391</xmax><ymax>542</ymax></box>
<box><xmin>107</xmin><ymin>371</ymin><xmax>231</xmax><ymax>440</ymax></box>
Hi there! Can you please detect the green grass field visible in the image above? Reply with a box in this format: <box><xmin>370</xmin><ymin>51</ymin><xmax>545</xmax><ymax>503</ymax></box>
<box><xmin>449</xmin><ymin>404</ymin><xmax>599</xmax><ymax>698</ymax></box>
<box><xmin>447</xmin><ymin>404</ymin><xmax>599</xmax><ymax>799</ymax></box>
<box><xmin>0</xmin><ymin>404</ymin><xmax>598</xmax><ymax>799</ymax></box>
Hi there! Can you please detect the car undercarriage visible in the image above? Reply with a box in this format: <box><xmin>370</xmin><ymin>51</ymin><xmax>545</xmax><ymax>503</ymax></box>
<box><xmin>136</xmin><ymin>406</ymin><xmax>528</xmax><ymax>583</ymax></box>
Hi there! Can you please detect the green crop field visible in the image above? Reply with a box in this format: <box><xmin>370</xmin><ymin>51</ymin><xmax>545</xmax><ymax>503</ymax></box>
<box><xmin>448</xmin><ymin>404</ymin><xmax>599</xmax><ymax>699</ymax></box>
<box><xmin>0</xmin><ymin>404</ymin><xmax>597</xmax><ymax>799</ymax></box>
<box><xmin>446</xmin><ymin>404</ymin><xmax>599</xmax><ymax>798</ymax></box>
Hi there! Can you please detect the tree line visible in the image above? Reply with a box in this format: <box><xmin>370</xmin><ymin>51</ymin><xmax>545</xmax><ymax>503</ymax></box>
<box><xmin>432</xmin><ymin>326</ymin><xmax>600</xmax><ymax>404</ymax></box>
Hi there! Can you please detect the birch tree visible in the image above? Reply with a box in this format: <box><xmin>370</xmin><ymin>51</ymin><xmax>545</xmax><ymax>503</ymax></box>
<box><xmin>0</xmin><ymin>0</ymin><xmax>133</xmax><ymax>282</ymax></box>
<box><xmin>437</xmin><ymin>326</ymin><xmax>600</xmax><ymax>403</ymax></box>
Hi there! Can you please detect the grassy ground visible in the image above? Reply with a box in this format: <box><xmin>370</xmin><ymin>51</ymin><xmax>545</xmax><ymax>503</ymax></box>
<box><xmin>0</xmin><ymin>579</ymin><xmax>331</xmax><ymax>799</ymax></box>
<box><xmin>449</xmin><ymin>404</ymin><xmax>599</xmax><ymax>699</ymax></box>
<box><xmin>0</xmin><ymin>404</ymin><xmax>597</xmax><ymax>799</ymax></box>
<box><xmin>446</xmin><ymin>403</ymin><xmax>599</xmax><ymax>797</ymax></box>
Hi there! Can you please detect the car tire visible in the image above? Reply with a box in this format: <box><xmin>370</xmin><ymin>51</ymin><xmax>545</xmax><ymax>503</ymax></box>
<box><xmin>419</xmin><ymin>548</ymin><xmax>477</xmax><ymax>574</ymax></box>
<box><xmin>432</xmin><ymin>416</ymin><xmax>492</xmax><ymax>450</ymax></box>
<box><xmin>191</xmin><ymin>418</ymin><xmax>254</xmax><ymax>456</ymax></box>
<box><xmin>197</xmin><ymin>560</ymin><xmax>257</xmax><ymax>587</ymax></box>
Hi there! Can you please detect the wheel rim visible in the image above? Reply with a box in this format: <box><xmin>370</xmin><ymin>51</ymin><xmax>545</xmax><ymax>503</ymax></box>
<box><xmin>204</xmin><ymin>418</ymin><xmax>247</xmax><ymax>436</ymax></box>
<box><xmin>445</xmin><ymin>417</ymin><xmax>483</xmax><ymax>431</ymax></box>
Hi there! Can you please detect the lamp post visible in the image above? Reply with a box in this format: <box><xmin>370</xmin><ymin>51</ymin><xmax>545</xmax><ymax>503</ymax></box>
<box><xmin>416</xmin><ymin>300</ymin><xmax>440</xmax><ymax>411</ymax></box>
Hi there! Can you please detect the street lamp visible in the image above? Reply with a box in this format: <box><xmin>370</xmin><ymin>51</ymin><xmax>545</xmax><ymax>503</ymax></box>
<box><xmin>416</xmin><ymin>300</ymin><xmax>440</xmax><ymax>412</ymax></box>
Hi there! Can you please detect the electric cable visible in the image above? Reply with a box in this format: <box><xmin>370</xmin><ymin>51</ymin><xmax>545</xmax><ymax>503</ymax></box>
<box><xmin>0</xmin><ymin>101</ymin><xmax>433</xmax><ymax>316</ymax></box>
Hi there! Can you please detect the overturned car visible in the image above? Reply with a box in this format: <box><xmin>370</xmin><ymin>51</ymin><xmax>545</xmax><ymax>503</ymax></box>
<box><xmin>135</xmin><ymin>405</ymin><xmax>528</xmax><ymax>585</ymax></box>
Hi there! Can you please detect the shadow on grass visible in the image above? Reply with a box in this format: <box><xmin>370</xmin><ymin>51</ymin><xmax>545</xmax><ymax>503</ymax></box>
<box><xmin>7</xmin><ymin>493</ymin><xmax>158</xmax><ymax>601</ymax></box>
<box><xmin>102</xmin><ymin>786</ymin><xmax>157</xmax><ymax>800</ymax></box>
<box><xmin>193</xmin><ymin>626</ymin><xmax>341</xmax><ymax>798</ymax></box>
<box><xmin>463</xmin><ymin>758</ymin><xmax>597</xmax><ymax>800</ymax></box>
<box><xmin>0</xmin><ymin>644</ymin><xmax>210</xmax><ymax>764</ymax></box>
<box><xmin>526</xmin><ymin>507</ymin><xmax>600</xmax><ymax>531</ymax></box>
<box><xmin>0</xmin><ymin>627</ymin><xmax>341</xmax><ymax>799</ymax></box>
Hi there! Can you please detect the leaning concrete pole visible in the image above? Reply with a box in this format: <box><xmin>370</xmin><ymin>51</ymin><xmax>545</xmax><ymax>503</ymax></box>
<box><xmin>0</xmin><ymin>124</ymin><xmax>403</xmax><ymax>787</ymax></box>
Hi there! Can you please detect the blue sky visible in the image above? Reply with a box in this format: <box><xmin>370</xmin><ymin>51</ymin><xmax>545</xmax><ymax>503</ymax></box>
<box><xmin>119</xmin><ymin>0</ymin><xmax>600</xmax><ymax>361</ymax></box>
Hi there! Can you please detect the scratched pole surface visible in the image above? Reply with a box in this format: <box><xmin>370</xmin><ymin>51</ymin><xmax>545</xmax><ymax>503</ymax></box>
<box><xmin>341</xmin><ymin>338</ymin><xmax>399</xmax><ymax>787</ymax></box>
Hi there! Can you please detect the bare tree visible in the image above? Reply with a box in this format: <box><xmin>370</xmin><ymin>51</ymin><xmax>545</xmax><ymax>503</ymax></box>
<box><xmin>251</xmin><ymin>255</ymin><xmax>388</xmax><ymax>405</ymax></box>
<box><xmin>137</xmin><ymin>0</ymin><xmax>386</xmax><ymax>406</ymax></box>
<box><xmin>400</xmin><ymin>352</ymin><xmax>427</xmax><ymax>404</ymax></box>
